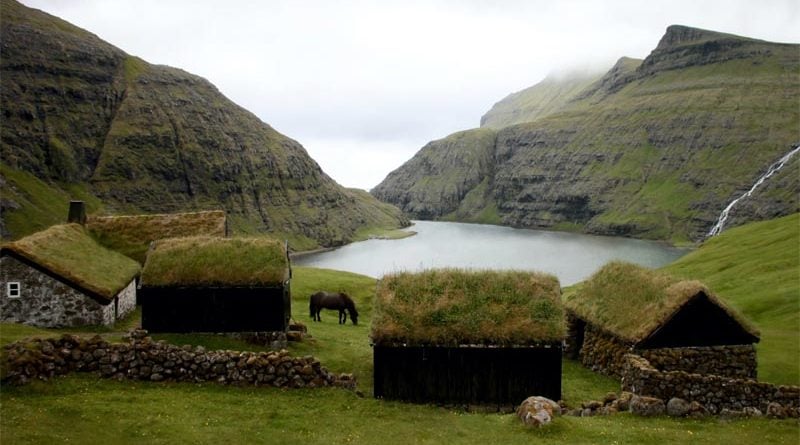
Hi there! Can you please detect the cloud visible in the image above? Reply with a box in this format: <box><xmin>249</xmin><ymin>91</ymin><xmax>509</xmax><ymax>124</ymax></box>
<box><xmin>20</xmin><ymin>0</ymin><xmax>800</xmax><ymax>189</ymax></box>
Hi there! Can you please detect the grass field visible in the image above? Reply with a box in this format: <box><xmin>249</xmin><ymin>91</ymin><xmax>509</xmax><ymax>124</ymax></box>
<box><xmin>664</xmin><ymin>213</ymin><xmax>800</xmax><ymax>385</ymax></box>
<box><xmin>1</xmin><ymin>216</ymin><xmax>799</xmax><ymax>443</ymax></box>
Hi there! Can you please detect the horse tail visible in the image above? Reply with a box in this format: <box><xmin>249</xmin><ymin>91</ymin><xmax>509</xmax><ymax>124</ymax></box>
<box><xmin>309</xmin><ymin>293</ymin><xmax>316</xmax><ymax>318</ymax></box>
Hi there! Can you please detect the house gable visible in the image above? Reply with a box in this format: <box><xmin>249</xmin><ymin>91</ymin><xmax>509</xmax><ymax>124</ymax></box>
<box><xmin>638</xmin><ymin>292</ymin><xmax>761</xmax><ymax>349</ymax></box>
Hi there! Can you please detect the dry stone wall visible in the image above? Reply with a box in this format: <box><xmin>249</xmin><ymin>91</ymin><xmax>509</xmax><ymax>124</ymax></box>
<box><xmin>578</xmin><ymin>325</ymin><xmax>632</xmax><ymax>377</ymax></box>
<box><xmin>621</xmin><ymin>354</ymin><xmax>799</xmax><ymax>415</ymax></box>
<box><xmin>640</xmin><ymin>345</ymin><xmax>757</xmax><ymax>379</ymax></box>
<box><xmin>2</xmin><ymin>330</ymin><xmax>355</xmax><ymax>390</ymax></box>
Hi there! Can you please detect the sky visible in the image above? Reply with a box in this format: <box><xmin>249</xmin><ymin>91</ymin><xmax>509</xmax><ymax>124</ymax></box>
<box><xmin>20</xmin><ymin>0</ymin><xmax>800</xmax><ymax>190</ymax></box>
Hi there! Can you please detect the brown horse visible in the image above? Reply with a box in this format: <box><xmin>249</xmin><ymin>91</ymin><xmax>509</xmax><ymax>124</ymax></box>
<box><xmin>309</xmin><ymin>291</ymin><xmax>359</xmax><ymax>325</ymax></box>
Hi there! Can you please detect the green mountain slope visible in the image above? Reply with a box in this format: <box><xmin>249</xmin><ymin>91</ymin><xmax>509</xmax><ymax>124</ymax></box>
<box><xmin>479</xmin><ymin>68</ymin><xmax>608</xmax><ymax>129</ymax></box>
<box><xmin>0</xmin><ymin>0</ymin><xmax>408</xmax><ymax>249</ymax></box>
<box><xmin>373</xmin><ymin>25</ymin><xmax>799</xmax><ymax>243</ymax></box>
<box><xmin>664</xmin><ymin>213</ymin><xmax>800</xmax><ymax>385</ymax></box>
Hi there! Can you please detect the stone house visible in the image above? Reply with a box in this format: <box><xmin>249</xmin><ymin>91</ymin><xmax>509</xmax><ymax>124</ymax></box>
<box><xmin>138</xmin><ymin>236</ymin><xmax>291</xmax><ymax>333</ymax></box>
<box><xmin>563</xmin><ymin>261</ymin><xmax>760</xmax><ymax>379</ymax></box>
<box><xmin>0</xmin><ymin>224</ymin><xmax>141</xmax><ymax>328</ymax></box>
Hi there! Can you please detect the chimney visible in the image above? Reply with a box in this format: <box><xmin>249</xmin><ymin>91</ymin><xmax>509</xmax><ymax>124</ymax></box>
<box><xmin>68</xmin><ymin>201</ymin><xmax>87</xmax><ymax>225</ymax></box>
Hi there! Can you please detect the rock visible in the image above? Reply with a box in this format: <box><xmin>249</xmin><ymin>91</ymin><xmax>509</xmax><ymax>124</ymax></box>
<box><xmin>742</xmin><ymin>407</ymin><xmax>762</xmax><ymax>417</ymax></box>
<box><xmin>288</xmin><ymin>322</ymin><xmax>308</xmax><ymax>333</ymax></box>
<box><xmin>615</xmin><ymin>391</ymin><xmax>634</xmax><ymax>412</ymax></box>
<box><xmin>517</xmin><ymin>396</ymin><xmax>560</xmax><ymax>427</ymax></box>
<box><xmin>582</xmin><ymin>400</ymin><xmax>603</xmax><ymax>410</ymax></box>
<box><xmin>629</xmin><ymin>395</ymin><xmax>666</xmax><ymax>417</ymax></box>
<box><xmin>666</xmin><ymin>397</ymin><xmax>691</xmax><ymax>417</ymax></box>
<box><xmin>602</xmin><ymin>392</ymin><xmax>618</xmax><ymax>405</ymax></box>
<box><xmin>687</xmin><ymin>401</ymin><xmax>709</xmax><ymax>418</ymax></box>
<box><xmin>719</xmin><ymin>408</ymin><xmax>745</xmax><ymax>420</ymax></box>
<box><xmin>596</xmin><ymin>406</ymin><xmax>618</xmax><ymax>416</ymax></box>
<box><xmin>766</xmin><ymin>402</ymin><xmax>786</xmax><ymax>419</ymax></box>
<box><xmin>286</xmin><ymin>331</ymin><xmax>304</xmax><ymax>342</ymax></box>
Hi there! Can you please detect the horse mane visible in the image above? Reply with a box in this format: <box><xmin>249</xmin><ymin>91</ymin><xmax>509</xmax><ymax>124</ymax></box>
<box><xmin>340</xmin><ymin>292</ymin><xmax>358</xmax><ymax>316</ymax></box>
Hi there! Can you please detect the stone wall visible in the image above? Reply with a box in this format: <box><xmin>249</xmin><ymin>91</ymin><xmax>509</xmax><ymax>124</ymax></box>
<box><xmin>0</xmin><ymin>256</ymin><xmax>114</xmax><ymax>327</ymax></box>
<box><xmin>575</xmin><ymin>321</ymin><xmax>758</xmax><ymax>380</ymax></box>
<box><xmin>640</xmin><ymin>345</ymin><xmax>757</xmax><ymax>379</ymax></box>
<box><xmin>621</xmin><ymin>354</ymin><xmax>799</xmax><ymax>414</ymax></box>
<box><xmin>2</xmin><ymin>330</ymin><xmax>355</xmax><ymax>390</ymax></box>
<box><xmin>115</xmin><ymin>280</ymin><xmax>137</xmax><ymax>321</ymax></box>
<box><xmin>578</xmin><ymin>325</ymin><xmax>632</xmax><ymax>377</ymax></box>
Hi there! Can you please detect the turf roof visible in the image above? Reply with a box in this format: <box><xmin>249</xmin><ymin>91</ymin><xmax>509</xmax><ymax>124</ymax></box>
<box><xmin>87</xmin><ymin>210</ymin><xmax>226</xmax><ymax>264</ymax></box>
<box><xmin>1</xmin><ymin>224</ymin><xmax>141</xmax><ymax>301</ymax></box>
<box><xmin>141</xmin><ymin>236</ymin><xmax>289</xmax><ymax>288</ymax></box>
<box><xmin>371</xmin><ymin>268</ymin><xmax>565</xmax><ymax>346</ymax></box>
<box><xmin>563</xmin><ymin>261</ymin><xmax>760</xmax><ymax>344</ymax></box>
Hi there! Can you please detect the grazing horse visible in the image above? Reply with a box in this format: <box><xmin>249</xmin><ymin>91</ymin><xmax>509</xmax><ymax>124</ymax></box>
<box><xmin>309</xmin><ymin>291</ymin><xmax>359</xmax><ymax>325</ymax></box>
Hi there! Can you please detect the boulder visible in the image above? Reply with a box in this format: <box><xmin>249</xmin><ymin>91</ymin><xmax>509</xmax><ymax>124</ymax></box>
<box><xmin>687</xmin><ymin>401</ymin><xmax>709</xmax><ymax>418</ymax></box>
<box><xmin>766</xmin><ymin>402</ymin><xmax>786</xmax><ymax>419</ymax></box>
<box><xmin>629</xmin><ymin>395</ymin><xmax>666</xmax><ymax>417</ymax></box>
<box><xmin>615</xmin><ymin>391</ymin><xmax>634</xmax><ymax>412</ymax></box>
<box><xmin>517</xmin><ymin>396</ymin><xmax>560</xmax><ymax>427</ymax></box>
<box><xmin>666</xmin><ymin>397</ymin><xmax>690</xmax><ymax>417</ymax></box>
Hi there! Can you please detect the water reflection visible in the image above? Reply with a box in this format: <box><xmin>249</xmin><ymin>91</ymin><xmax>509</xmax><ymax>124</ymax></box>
<box><xmin>293</xmin><ymin>221</ymin><xmax>688</xmax><ymax>285</ymax></box>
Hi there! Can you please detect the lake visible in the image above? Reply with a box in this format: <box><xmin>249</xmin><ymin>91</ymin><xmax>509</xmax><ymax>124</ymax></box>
<box><xmin>293</xmin><ymin>221</ymin><xmax>688</xmax><ymax>285</ymax></box>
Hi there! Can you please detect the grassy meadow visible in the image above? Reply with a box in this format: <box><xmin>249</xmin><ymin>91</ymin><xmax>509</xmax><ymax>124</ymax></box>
<box><xmin>1</xmin><ymin>215</ymin><xmax>799</xmax><ymax>443</ymax></box>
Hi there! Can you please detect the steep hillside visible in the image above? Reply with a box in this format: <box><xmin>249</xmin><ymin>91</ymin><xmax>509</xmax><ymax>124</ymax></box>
<box><xmin>480</xmin><ymin>69</ymin><xmax>606</xmax><ymax>129</ymax></box>
<box><xmin>0</xmin><ymin>0</ymin><xmax>408</xmax><ymax>249</ymax></box>
<box><xmin>664</xmin><ymin>213</ymin><xmax>800</xmax><ymax>385</ymax></box>
<box><xmin>373</xmin><ymin>25</ymin><xmax>799</xmax><ymax>243</ymax></box>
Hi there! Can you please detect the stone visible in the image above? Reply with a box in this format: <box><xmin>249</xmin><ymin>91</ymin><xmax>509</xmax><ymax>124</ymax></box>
<box><xmin>666</xmin><ymin>397</ymin><xmax>690</xmax><ymax>417</ymax></box>
<box><xmin>582</xmin><ymin>400</ymin><xmax>603</xmax><ymax>410</ymax></box>
<box><xmin>602</xmin><ymin>392</ymin><xmax>618</xmax><ymax>405</ymax></box>
<box><xmin>517</xmin><ymin>396</ymin><xmax>560</xmax><ymax>428</ymax></box>
<box><xmin>719</xmin><ymin>408</ymin><xmax>745</xmax><ymax>420</ymax></box>
<box><xmin>615</xmin><ymin>392</ymin><xmax>634</xmax><ymax>412</ymax></box>
<box><xmin>286</xmin><ymin>331</ymin><xmax>304</xmax><ymax>342</ymax></box>
<box><xmin>766</xmin><ymin>402</ymin><xmax>786</xmax><ymax>419</ymax></box>
<box><xmin>629</xmin><ymin>395</ymin><xmax>666</xmax><ymax>417</ymax></box>
<box><xmin>687</xmin><ymin>401</ymin><xmax>708</xmax><ymax>418</ymax></box>
<box><xmin>742</xmin><ymin>407</ymin><xmax>762</xmax><ymax>417</ymax></box>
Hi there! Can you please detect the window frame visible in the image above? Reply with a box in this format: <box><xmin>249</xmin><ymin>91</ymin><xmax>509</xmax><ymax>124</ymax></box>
<box><xmin>7</xmin><ymin>282</ymin><xmax>21</xmax><ymax>299</ymax></box>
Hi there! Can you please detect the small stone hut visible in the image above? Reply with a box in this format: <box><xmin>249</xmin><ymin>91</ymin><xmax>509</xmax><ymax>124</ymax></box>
<box><xmin>0</xmin><ymin>224</ymin><xmax>141</xmax><ymax>327</ymax></box>
<box><xmin>139</xmin><ymin>236</ymin><xmax>291</xmax><ymax>333</ymax></box>
<box><xmin>371</xmin><ymin>269</ymin><xmax>565</xmax><ymax>405</ymax></box>
<box><xmin>563</xmin><ymin>262</ymin><xmax>760</xmax><ymax>379</ymax></box>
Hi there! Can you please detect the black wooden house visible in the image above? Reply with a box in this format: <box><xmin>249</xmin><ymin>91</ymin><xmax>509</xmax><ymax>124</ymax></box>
<box><xmin>371</xmin><ymin>269</ymin><xmax>565</xmax><ymax>405</ymax></box>
<box><xmin>139</xmin><ymin>236</ymin><xmax>291</xmax><ymax>333</ymax></box>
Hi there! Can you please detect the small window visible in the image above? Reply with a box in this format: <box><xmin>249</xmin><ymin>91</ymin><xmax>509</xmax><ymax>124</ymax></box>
<box><xmin>7</xmin><ymin>282</ymin><xmax>21</xmax><ymax>299</ymax></box>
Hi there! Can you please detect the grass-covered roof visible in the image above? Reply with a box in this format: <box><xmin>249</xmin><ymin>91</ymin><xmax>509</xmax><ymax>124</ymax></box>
<box><xmin>1</xmin><ymin>224</ymin><xmax>141</xmax><ymax>301</ymax></box>
<box><xmin>371</xmin><ymin>269</ymin><xmax>564</xmax><ymax>346</ymax></box>
<box><xmin>563</xmin><ymin>261</ymin><xmax>760</xmax><ymax>344</ymax></box>
<box><xmin>141</xmin><ymin>236</ymin><xmax>289</xmax><ymax>288</ymax></box>
<box><xmin>87</xmin><ymin>210</ymin><xmax>226</xmax><ymax>264</ymax></box>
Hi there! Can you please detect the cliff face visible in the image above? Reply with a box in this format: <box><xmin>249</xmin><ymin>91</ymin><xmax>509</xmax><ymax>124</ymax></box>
<box><xmin>0</xmin><ymin>0</ymin><xmax>408</xmax><ymax>247</ymax></box>
<box><xmin>373</xmin><ymin>25</ymin><xmax>800</xmax><ymax>242</ymax></box>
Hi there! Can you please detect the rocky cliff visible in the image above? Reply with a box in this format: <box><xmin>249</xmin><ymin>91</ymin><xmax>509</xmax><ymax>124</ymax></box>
<box><xmin>0</xmin><ymin>0</ymin><xmax>408</xmax><ymax>248</ymax></box>
<box><xmin>373</xmin><ymin>25</ymin><xmax>799</xmax><ymax>243</ymax></box>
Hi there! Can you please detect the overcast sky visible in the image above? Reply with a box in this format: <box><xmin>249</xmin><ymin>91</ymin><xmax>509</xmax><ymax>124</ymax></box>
<box><xmin>20</xmin><ymin>0</ymin><xmax>800</xmax><ymax>190</ymax></box>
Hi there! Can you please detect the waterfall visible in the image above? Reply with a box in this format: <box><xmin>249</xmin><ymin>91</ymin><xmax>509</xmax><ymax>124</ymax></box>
<box><xmin>707</xmin><ymin>145</ymin><xmax>800</xmax><ymax>237</ymax></box>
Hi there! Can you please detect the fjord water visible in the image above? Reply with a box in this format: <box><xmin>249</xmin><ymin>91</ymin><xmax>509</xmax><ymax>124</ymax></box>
<box><xmin>294</xmin><ymin>221</ymin><xmax>687</xmax><ymax>285</ymax></box>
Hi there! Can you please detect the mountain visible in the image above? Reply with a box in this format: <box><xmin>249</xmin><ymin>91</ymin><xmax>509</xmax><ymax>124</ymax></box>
<box><xmin>0</xmin><ymin>0</ymin><xmax>408</xmax><ymax>249</ymax></box>
<box><xmin>373</xmin><ymin>25</ymin><xmax>800</xmax><ymax>243</ymax></box>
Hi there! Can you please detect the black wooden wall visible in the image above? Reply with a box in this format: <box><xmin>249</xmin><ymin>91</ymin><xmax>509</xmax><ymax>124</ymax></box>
<box><xmin>140</xmin><ymin>286</ymin><xmax>290</xmax><ymax>333</ymax></box>
<box><xmin>373</xmin><ymin>345</ymin><xmax>562</xmax><ymax>404</ymax></box>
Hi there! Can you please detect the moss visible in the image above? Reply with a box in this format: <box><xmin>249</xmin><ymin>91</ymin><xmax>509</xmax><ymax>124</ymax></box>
<box><xmin>371</xmin><ymin>269</ymin><xmax>564</xmax><ymax>346</ymax></box>
<box><xmin>87</xmin><ymin>210</ymin><xmax>226</xmax><ymax>264</ymax></box>
<box><xmin>141</xmin><ymin>236</ymin><xmax>289</xmax><ymax>287</ymax></box>
<box><xmin>564</xmin><ymin>261</ymin><xmax>758</xmax><ymax>344</ymax></box>
<box><xmin>1</xmin><ymin>224</ymin><xmax>140</xmax><ymax>300</ymax></box>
